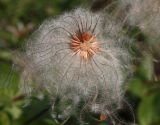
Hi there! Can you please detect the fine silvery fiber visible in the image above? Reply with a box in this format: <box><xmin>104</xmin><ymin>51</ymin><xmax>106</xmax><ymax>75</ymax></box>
<box><xmin>20</xmin><ymin>7</ymin><xmax>131</xmax><ymax>122</ymax></box>
<box><xmin>119</xmin><ymin>0</ymin><xmax>160</xmax><ymax>42</ymax></box>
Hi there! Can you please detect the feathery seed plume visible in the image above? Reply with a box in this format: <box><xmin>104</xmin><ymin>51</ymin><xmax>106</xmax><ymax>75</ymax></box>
<box><xmin>21</xmin><ymin>8</ymin><xmax>131</xmax><ymax>122</ymax></box>
<box><xmin>119</xmin><ymin>0</ymin><xmax>160</xmax><ymax>37</ymax></box>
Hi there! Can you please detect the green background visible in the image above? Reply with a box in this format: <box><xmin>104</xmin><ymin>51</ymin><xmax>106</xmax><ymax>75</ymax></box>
<box><xmin>0</xmin><ymin>0</ymin><xmax>160</xmax><ymax>125</ymax></box>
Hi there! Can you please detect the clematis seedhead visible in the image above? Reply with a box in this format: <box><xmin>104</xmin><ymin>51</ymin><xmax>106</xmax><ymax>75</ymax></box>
<box><xmin>21</xmin><ymin>8</ymin><xmax>131</xmax><ymax>122</ymax></box>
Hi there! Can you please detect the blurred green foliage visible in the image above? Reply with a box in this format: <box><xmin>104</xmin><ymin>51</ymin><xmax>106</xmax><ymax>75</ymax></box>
<box><xmin>0</xmin><ymin>0</ymin><xmax>160</xmax><ymax>125</ymax></box>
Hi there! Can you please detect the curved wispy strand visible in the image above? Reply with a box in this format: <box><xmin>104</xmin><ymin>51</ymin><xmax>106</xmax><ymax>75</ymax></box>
<box><xmin>20</xmin><ymin>8</ymin><xmax>131</xmax><ymax>123</ymax></box>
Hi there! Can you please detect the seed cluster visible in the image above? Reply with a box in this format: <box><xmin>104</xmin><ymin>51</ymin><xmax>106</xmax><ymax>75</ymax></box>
<box><xmin>22</xmin><ymin>8</ymin><xmax>130</xmax><ymax>123</ymax></box>
<box><xmin>70</xmin><ymin>32</ymin><xmax>100</xmax><ymax>61</ymax></box>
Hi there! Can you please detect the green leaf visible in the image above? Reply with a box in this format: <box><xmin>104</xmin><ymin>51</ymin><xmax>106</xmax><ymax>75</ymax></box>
<box><xmin>139</xmin><ymin>55</ymin><xmax>154</xmax><ymax>81</ymax></box>
<box><xmin>128</xmin><ymin>78</ymin><xmax>148</xmax><ymax>98</ymax></box>
<box><xmin>138</xmin><ymin>92</ymin><xmax>160</xmax><ymax>125</ymax></box>
<box><xmin>6</xmin><ymin>106</ymin><xmax>22</xmax><ymax>119</ymax></box>
<box><xmin>0</xmin><ymin>111</ymin><xmax>10</xmax><ymax>125</ymax></box>
<box><xmin>138</xmin><ymin>95</ymin><xmax>154</xmax><ymax>125</ymax></box>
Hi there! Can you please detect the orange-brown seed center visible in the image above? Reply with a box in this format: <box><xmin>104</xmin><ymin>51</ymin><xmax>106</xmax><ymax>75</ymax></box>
<box><xmin>70</xmin><ymin>32</ymin><xmax>100</xmax><ymax>61</ymax></box>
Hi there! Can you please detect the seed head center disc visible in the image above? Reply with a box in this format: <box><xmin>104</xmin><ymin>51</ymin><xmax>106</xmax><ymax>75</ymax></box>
<box><xmin>70</xmin><ymin>32</ymin><xmax>100</xmax><ymax>61</ymax></box>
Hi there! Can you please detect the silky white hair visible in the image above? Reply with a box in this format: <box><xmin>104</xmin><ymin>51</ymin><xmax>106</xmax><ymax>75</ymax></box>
<box><xmin>119</xmin><ymin>0</ymin><xmax>160</xmax><ymax>37</ymax></box>
<box><xmin>21</xmin><ymin>8</ymin><xmax>131</xmax><ymax>122</ymax></box>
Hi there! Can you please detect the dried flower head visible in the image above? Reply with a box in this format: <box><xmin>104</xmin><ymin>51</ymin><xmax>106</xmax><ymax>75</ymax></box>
<box><xmin>70</xmin><ymin>31</ymin><xmax>100</xmax><ymax>61</ymax></box>
<box><xmin>119</xmin><ymin>0</ymin><xmax>160</xmax><ymax>58</ymax></box>
<box><xmin>22</xmin><ymin>8</ymin><xmax>131</xmax><ymax>122</ymax></box>
<box><xmin>119</xmin><ymin>0</ymin><xmax>160</xmax><ymax>37</ymax></box>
